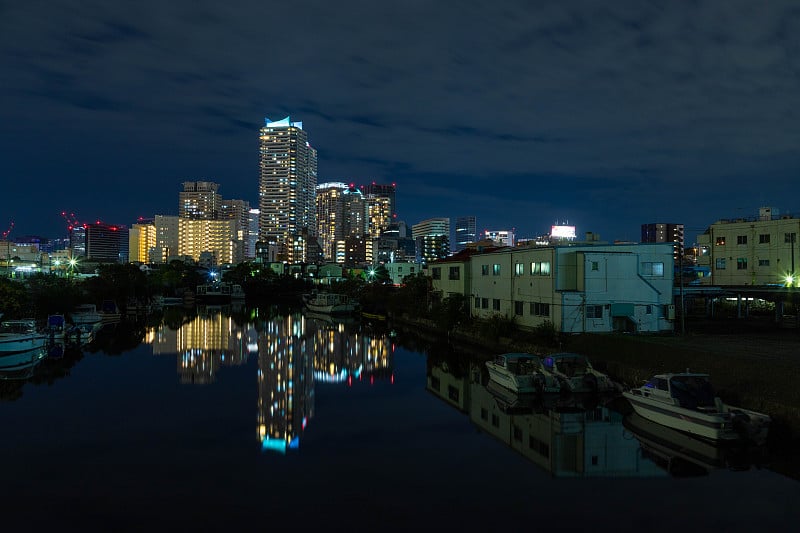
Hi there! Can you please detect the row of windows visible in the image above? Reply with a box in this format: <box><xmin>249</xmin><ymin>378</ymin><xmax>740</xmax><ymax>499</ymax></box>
<box><xmin>715</xmin><ymin>258</ymin><xmax>774</xmax><ymax>270</ymax></box>
<box><xmin>716</xmin><ymin>232</ymin><xmax>796</xmax><ymax>246</ymax></box>
<box><xmin>476</xmin><ymin>297</ymin><xmax>551</xmax><ymax>317</ymax></box>
<box><xmin>479</xmin><ymin>261</ymin><xmax>553</xmax><ymax>277</ymax></box>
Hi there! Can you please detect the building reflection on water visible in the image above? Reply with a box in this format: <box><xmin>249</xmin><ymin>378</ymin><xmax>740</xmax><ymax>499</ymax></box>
<box><xmin>147</xmin><ymin>307</ymin><xmax>256</xmax><ymax>384</ymax></box>
<box><xmin>427</xmin><ymin>357</ymin><xmax>766</xmax><ymax>478</ymax></box>
<box><xmin>146</xmin><ymin>308</ymin><xmax>394</xmax><ymax>454</ymax></box>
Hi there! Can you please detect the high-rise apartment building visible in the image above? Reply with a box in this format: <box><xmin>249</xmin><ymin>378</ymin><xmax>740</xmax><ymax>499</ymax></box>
<box><xmin>455</xmin><ymin>216</ymin><xmax>477</xmax><ymax>252</ymax></box>
<box><xmin>178</xmin><ymin>218</ymin><xmax>240</xmax><ymax>266</ymax></box>
<box><xmin>316</xmin><ymin>183</ymin><xmax>369</xmax><ymax>262</ymax></box>
<box><xmin>180</xmin><ymin>181</ymin><xmax>222</xmax><ymax>219</ymax></box>
<box><xmin>153</xmin><ymin>215</ymin><xmax>180</xmax><ymax>263</ymax></box>
<box><xmin>221</xmin><ymin>199</ymin><xmax>250</xmax><ymax>257</ymax></box>
<box><xmin>258</xmin><ymin>117</ymin><xmax>318</xmax><ymax>262</ymax></box>
<box><xmin>129</xmin><ymin>221</ymin><xmax>156</xmax><ymax>263</ymax></box>
<box><xmin>361</xmin><ymin>183</ymin><xmax>396</xmax><ymax>237</ymax></box>
<box><xmin>412</xmin><ymin>218</ymin><xmax>450</xmax><ymax>264</ymax></box>
<box><xmin>641</xmin><ymin>222</ymin><xmax>684</xmax><ymax>264</ymax></box>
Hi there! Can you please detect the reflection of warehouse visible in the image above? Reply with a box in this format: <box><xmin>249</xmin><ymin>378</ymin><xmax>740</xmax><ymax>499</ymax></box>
<box><xmin>148</xmin><ymin>313</ymin><xmax>255</xmax><ymax>384</ymax></box>
<box><xmin>426</xmin><ymin>361</ymin><xmax>663</xmax><ymax>478</ymax></box>
<box><xmin>257</xmin><ymin>314</ymin><xmax>315</xmax><ymax>453</ymax></box>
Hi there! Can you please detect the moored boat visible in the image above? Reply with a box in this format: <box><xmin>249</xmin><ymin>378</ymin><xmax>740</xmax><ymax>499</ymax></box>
<box><xmin>541</xmin><ymin>352</ymin><xmax>617</xmax><ymax>393</ymax></box>
<box><xmin>196</xmin><ymin>282</ymin><xmax>245</xmax><ymax>302</ymax></box>
<box><xmin>485</xmin><ymin>352</ymin><xmax>561</xmax><ymax>394</ymax></box>
<box><xmin>0</xmin><ymin>346</ymin><xmax>47</xmax><ymax>379</ymax></box>
<box><xmin>622</xmin><ymin>372</ymin><xmax>770</xmax><ymax>443</ymax></box>
<box><xmin>71</xmin><ymin>304</ymin><xmax>102</xmax><ymax>325</ymax></box>
<box><xmin>304</xmin><ymin>293</ymin><xmax>359</xmax><ymax>315</ymax></box>
<box><xmin>0</xmin><ymin>320</ymin><xmax>48</xmax><ymax>354</ymax></box>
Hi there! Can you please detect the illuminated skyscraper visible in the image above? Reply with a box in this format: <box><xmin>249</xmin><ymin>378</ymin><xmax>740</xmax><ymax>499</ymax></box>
<box><xmin>258</xmin><ymin>117</ymin><xmax>318</xmax><ymax>262</ymax></box>
<box><xmin>316</xmin><ymin>183</ymin><xmax>368</xmax><ymax>262</ymax></box>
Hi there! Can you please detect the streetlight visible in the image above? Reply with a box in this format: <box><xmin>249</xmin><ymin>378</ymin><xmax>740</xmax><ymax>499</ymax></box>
<box><xmin>68</xmin><ymin>258</ymin><xmax>77</xmax><ymax>279</ymax></box>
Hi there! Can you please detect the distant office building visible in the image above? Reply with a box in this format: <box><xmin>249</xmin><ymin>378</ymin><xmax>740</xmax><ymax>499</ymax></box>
<box><xmin>69</xmin><ymin>226</ymin><xmax>86</xmax><ymax>258</ymax></box>
<box><xmin>180</xmin><ymin>181</ymin><xmax>222</xmax><ymax>220</ymax></box>
<box><xmin>412</xmin><ymin>218</ymin><xmax>450</xmax><ymax>264</ymax></box>
<box><xmin>247</xmin><ymin>208</ymin><xmax>260</xmax><ymax>259</ymax></box>
<box><xmin>85</xmin><ymin>222</ymin><xmax>128</xmax><ymax>263</ymax></box>
<box><xmin>484</xmin><ymin>229</ymin><xmax>515</xmax><ymax>247</ymax></box>
<box><xmin>258</xmin><ymin>116</ymin><xmax>318</xmax><ymax>262</ymax></box>
<box><xmin>374</xmin><ymin>222</ymin><xmax>415</xmax><ymax>264</ymax></box>
<box><xmin>455</xmin><ymin>216</ymin><xmax>477</xmax><ymax>252</ymax></box>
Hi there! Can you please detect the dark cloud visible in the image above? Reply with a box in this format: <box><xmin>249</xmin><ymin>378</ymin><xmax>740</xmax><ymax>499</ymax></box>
<box><xmin>0</xmin><ymin>0</ymin><xmax>798</xmax><ymax>241</ymax></box>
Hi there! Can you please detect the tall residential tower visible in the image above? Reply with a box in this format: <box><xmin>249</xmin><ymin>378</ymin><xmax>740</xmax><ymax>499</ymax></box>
<box><xmin>258</xmin><ymin>117</ymin><xmax>318</xmax><ymax>262</ymax></box>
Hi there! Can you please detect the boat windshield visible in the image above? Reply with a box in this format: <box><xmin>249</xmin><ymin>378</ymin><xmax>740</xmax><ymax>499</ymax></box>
<box><xmin>669</xmin><ymin>375</ymin><xmax>716</xmax><ymax>409</ymax></box>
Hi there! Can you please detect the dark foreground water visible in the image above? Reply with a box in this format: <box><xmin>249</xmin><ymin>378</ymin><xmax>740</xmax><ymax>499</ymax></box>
<box><xmin>1</xmin><ymin>308</ymin><xmax>798</xmax><ymax>532</ymax></box>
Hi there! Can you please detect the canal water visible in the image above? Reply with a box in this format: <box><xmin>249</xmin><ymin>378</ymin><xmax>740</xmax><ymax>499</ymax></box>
<box><xmin>1</xmin><ymin>307</ymin><xmax>797</xmax><ymax>531</ymax></box>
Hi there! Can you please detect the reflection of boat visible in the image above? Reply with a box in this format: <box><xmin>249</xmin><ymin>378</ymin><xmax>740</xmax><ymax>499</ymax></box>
<box><xmin>624</xmin><ymin>412</ymin><xmax>728</xmax><ymax>476</ymax></box>
<box><xmin>623</xmin><ymin>373</ymin><xmax>771</xmax><ymax>443</ymax></box>
<box><xmin>485</xmin><ymin>379</ymin><xmax>539</xmax><ymax>413</ymax></box>
<box><xmin>304</xmin><ymin>293</ymin><xmax>359</xmax><ymax>314</ymax></box>
<box><xmin>0</xmin><ymin>346</ymin><xmax>47</xmax><ymax>377</ymax></box>
<box><xmin>485</xmin><ymin>353</ymin><xmax>560</xmax><ymax>394</ymax></box>
<box><xmin>0</xmin><ymin>320</ymin><xmax>48</xmax><ymax>354</ymax></box>
<box><xmin>71</xmin><ymin>304</ymin><xmax>102</xmax><ymax>325</ymax></box>
<box><xmin>305</xmin><ymin>311</ymin><xmax>358</xmax><ymax>325</ymax></box>
<box><xmin>541</xmin><ymin>352</ymin><xmax>616</xmax><ymax>393</ymax></box>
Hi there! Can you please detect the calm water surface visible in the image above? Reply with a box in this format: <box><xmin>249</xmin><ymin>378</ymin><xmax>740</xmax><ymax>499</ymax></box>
<box><xmin>1</xmin><ymin>308</ymin><xmax>797</xmax><ymax>531</ymax></box>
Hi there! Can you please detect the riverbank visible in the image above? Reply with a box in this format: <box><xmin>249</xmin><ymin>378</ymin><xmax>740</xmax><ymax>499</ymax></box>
<box><xmin>392</xmin><ymin>313</ymin><xmax>800</xmax><ymax>433</ymax></box>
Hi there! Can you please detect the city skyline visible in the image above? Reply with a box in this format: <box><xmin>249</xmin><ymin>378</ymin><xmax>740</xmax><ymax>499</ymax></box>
<box><xmin>2</xmin><ymin>1</ymin><xmax>799</xmax><ymax>243</ymax></box>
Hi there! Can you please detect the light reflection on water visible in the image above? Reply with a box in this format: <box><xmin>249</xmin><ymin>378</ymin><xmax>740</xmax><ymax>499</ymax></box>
<box><xmin>144</xmin><ymin>307</ymin><xmax>394</xmax><ymax>454</ymax></box>
<box><xmin>1</xmin><ymin>307</ymin><xmax>795</xmax><ymax>530</ymax></box>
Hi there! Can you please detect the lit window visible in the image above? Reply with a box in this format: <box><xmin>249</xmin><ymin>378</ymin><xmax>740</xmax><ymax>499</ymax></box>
<box><xmin>492</xmin><ymin>264</ymin><xmax>501</xmax><ymax>276</ymax></box>
<box><xmin>715</xmin><ymin>237</ymin><xmax>726</xmax><ymax>245</ymax></box>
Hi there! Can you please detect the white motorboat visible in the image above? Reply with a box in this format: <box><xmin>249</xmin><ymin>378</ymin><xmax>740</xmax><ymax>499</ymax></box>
<box><xmin>541</xmin><ymin>352</ymin><xmax>617</xmax><ymax>393</ymax></box>
<box><xmin>304</xmin><ymin>293</ymin><xmax>359</xmax><ymax>315</ymax></box>
<box><xmin>485</xmin><ymin>353</ymin><xmax>561</xmax><ymax>394</ymax></box>
<box><xmin>71</xmin><ymin>304</ymin><xmax>102</xmax><ymax>325</ymax></box>
<box><xmin>0</xmin><ymin>320</ymin><xmax>48</xmax><ymax>354</ymax></box>
<box><xmin>622</xmin><ymin>372</ymin><xmax>770</xmax><ymax>443</ymax></box>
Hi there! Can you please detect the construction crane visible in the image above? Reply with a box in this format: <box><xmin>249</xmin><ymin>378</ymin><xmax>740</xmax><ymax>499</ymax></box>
<box><xmin>1</xmin><ymin>219</ymin><xmax>14</xmax><ymax>240</ymax></box>
<box><xmin>60</xmin><ymin>211</ymin><xmax>82</xmax><ymax>231</ymax></box>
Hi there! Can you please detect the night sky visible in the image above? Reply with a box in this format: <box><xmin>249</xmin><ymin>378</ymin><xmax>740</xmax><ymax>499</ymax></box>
<box><xmin>1</xmin><ymin>1</ymin><xmax>798</xmax><ymax>244</ymax></box>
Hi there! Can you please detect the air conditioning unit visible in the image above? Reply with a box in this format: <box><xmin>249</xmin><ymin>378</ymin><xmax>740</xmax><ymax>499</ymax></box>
<box><xmin>666</xmin><ymin>304</ymin><xmax>676</xmax><ymax>320</ymax></box>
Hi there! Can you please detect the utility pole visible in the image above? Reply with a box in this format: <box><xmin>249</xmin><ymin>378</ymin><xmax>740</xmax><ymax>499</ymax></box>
<box><xmin>678</xmin><ymin>242</ymin><xmax>685</xmax><ymax>336</ymax></box>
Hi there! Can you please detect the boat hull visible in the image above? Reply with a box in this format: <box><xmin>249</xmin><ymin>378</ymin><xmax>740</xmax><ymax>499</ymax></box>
<box><xmin>0</xmin><ymin>334</ymin><xmax>48</xmax><ymax>354</ymax></box>
<box><xmin>623</xmin><ymin>392</ymin><xmax>738</xmax><ymax>441</ymax></box>
<box><xmin>486</xmin><ymin>364</ymin><xmax>539</xmax><ymax>393</ymax></box>
<box><xmin>0</xmin><ymin>346</ymin><xmax>47</xmax><ymax>371</ymax></box>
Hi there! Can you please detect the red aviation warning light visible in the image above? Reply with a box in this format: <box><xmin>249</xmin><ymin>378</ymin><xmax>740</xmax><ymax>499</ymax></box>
<box><xmin>1</xmin><ymin>219</ymin><xmax>14</xmax><ymax>240</ymax></box>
